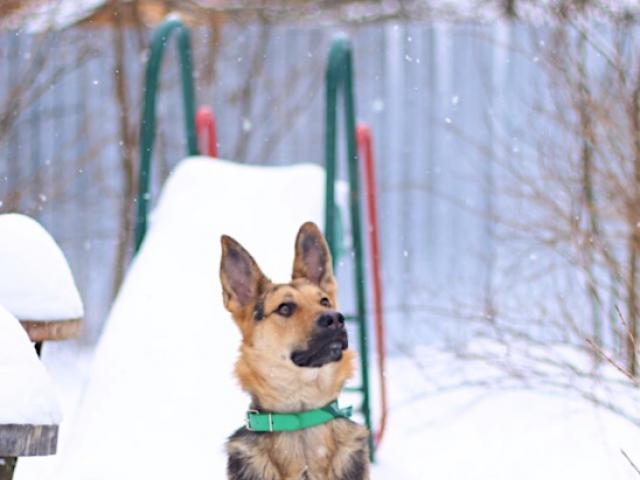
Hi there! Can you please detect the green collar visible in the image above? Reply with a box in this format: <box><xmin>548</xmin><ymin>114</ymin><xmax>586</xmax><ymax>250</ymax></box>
<box><xmin>245</xmin><ymin>400</ymin><xmax>352</xmax><ymax>432</ymax></box>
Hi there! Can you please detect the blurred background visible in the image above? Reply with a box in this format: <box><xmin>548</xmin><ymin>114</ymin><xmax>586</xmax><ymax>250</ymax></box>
<box><xmin>1</xmin><ymin>1</ymin><xmax>640</xmax><ymax>477</ymax></box>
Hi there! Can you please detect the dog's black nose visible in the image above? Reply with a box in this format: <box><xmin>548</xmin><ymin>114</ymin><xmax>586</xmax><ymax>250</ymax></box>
<box><xmin>317</xmin><ymin>312</ymin><xmax>345</xmax><ymax>330</ymax></box>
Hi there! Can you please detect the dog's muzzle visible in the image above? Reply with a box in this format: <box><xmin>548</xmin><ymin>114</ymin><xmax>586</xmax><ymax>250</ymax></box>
<box><xmin>290</xmin><ymin>311</ymin><xmax>348</xmax><ymax>368</ymax></box>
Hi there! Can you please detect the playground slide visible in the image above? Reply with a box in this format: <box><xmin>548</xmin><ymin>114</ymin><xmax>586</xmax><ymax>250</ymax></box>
<box><xmin>55</xmin><ymin>158</ymin><xmax>346</xmax><ymax>479</ymax></box>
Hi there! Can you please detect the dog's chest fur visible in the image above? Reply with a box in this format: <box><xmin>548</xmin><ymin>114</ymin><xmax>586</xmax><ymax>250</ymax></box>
<box><xmin>227</xmin><ymin>418</ymin><xmax>369</xmax><ymax>480</ymax></box>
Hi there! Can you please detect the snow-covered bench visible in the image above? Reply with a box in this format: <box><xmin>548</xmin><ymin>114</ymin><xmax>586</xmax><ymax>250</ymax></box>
<box><xmin>0</xmin><ymin>214</ymin><xmax>83</xmax><ymax>347</ymax></box>
<box><xmin>0</xmin><ymin>214</ymin><xmax>83</xmax><ymax>479</ymax></box>
<box><xmin>0</xmin><ymin>305</ymin><xmax>61</xmax><ymax>480</ymax></box>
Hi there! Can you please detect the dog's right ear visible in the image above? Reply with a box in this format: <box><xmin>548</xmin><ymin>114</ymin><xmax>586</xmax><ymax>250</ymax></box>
<box><xmin>292</xmin><ymin>221</ymin><xmax>336</xmax><ymax>296</ymax></box>
<box><xmin>220</xmin><ymin>235</ymin><xmax>269</xmax><ymax>314</ymax></box>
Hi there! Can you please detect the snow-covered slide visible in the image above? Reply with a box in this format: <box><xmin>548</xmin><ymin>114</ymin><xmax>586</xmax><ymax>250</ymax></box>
<box><xmin>56</xmin><ymin>158</ymin><xmax>340</xmax><ymax>479</ymax></box>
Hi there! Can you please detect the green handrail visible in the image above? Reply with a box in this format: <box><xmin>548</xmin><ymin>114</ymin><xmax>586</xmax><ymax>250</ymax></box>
<box><xmin>134</xmin><ymin>17</ymin><xmax>198</xmax><ymax>252</ymax></box>
<box><xmin>324</xmin><ymin>36</ymin><xmax>373</xmax><ymax>458</ymax></box>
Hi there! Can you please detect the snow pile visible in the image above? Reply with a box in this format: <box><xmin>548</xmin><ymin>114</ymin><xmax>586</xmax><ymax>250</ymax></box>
<box><xmin>0</xmin><ymin>214</ymin><xmax>83</xmax><ymax>321</ymax></box>
<box><xmin>373</xmin><ymin>353</ymin><xmax>640</xmax><ymax>479</ymax></box>
<box><xmin>56</xmin><ymin>158</ymin><xmax>336</xmax><ymax>479</ymax></box>
<box><xmin>0</xmin><ymin>304</ymin><xmax>62</xmax><ymax>425</ymax></box>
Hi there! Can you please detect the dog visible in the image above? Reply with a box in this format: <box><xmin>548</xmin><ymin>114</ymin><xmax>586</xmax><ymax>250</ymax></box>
<box><xmin>219</xmin><ymin>221</ymin><xmax>370</xmax><ymax>480</ymax></box>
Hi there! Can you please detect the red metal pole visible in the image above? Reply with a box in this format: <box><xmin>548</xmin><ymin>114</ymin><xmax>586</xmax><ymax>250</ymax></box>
<box><xmin>195</xmin><ymin>106</ymin><xmax>218</xmax><ymax>158</ymax></box>
<box><xmin>357</xmin><ymin>122</ymin><xmax>388</xmax><ymax>448</ymax></box>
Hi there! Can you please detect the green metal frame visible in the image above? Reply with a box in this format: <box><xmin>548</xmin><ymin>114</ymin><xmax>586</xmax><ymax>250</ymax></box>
<box><xmin>134</xmin><ymin>17</ymin><xmax>198</xmax><ymax>252</ymax></box>
<box><xmin>324</xmin><ymin>37</ymin><xmax>373</xmax><ymax>458</ymax></box>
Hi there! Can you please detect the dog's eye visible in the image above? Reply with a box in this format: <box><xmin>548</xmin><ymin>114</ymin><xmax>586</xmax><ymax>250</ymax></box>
<box><xmin>320</xmin><ymin>297</ymin><xmax>331</xmax><ymax>308</ymax></box>
<box><xmin>277</xmin><ymin>302</ymin><xmax>295</xmax><ymax>317</ymax></box>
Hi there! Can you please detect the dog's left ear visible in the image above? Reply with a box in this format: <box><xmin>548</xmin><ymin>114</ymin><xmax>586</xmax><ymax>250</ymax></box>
<box><xmin>220</xmin><ymin>235</ymin><xmax>270</xmax><ymax>315</ymax></box>
<box><xmin>292</xmin><ymin>222</ymin><xmax>336</xmax><ymax>295</ymax></box>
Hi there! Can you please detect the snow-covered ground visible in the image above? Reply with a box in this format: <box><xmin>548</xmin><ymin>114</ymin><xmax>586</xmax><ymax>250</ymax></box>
<box><xmin>14</xmin><ymin>342</ymin><xmax>640</xmax><ymax>479</ymax></box>
<box><xmin>9</xmin><ymin>158</ymin><xmax>640</xmax><ymax>479</ymax></box>
<box><xmin>374</xmin><ymin>354</ymin><xmax>640</xmax><ymax>479</ymax></box>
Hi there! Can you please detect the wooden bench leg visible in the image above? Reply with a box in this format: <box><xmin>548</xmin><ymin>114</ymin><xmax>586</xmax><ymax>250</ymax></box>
<box><xmin>0</xmin><ymin>457</ymin><xmax>17</xmax><ymax>480</ymax></box>
<box><xmin>34</xmin><ymin>341</ymin><xmax>43</xmax><ymax>357</ymax></box>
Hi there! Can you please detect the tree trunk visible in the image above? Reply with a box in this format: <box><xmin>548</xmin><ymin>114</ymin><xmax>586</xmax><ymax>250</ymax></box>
<box><xmin>626</xmin><ymin>72</ymin><xmax>640</xmax><ymax>377</ymax></box>
<box><xmin>232</xmin><ymin>21</ymin><xmax>270</xmax><ymax>162</ymax></box>
<box><xmin>577</xmin><ymin>34</ymin><xmax>602</xmax><ymax>353</ymax></box>
<box><xmin>110</xmin><ymin>0</ymin><xmax>137</xmax><ymax>299</ymax></box>
<box><xmin>628</xmin><ymin>244</ymin><xmax>638</xmax><ymax>377</ymax></box>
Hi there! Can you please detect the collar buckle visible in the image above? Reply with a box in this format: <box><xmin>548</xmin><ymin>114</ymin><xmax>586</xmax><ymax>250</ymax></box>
<box><xmin>245</xmin><ymin>409</ymin><xmax>259</xmax><ymax>431</ymax></box>
<box><xmin>246</xmin><ymin>410</ymin><xmax>274</xmax><ymax>432</ymax></box>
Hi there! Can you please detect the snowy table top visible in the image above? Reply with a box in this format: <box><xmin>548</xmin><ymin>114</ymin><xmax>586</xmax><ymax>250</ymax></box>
<box><xmin>0</xmin><ymin>425</ymin><xmax>58</xmax><ymax>457</ymax></box>
<box><xmin>0</xmin><ymin>214</ymin><xmax>83</xmax><ymax>341</ymax></box>
<box><xmin>0</xmin><ymin>305</ymin><xmax>61</xmax><ymax>456</ymax></box>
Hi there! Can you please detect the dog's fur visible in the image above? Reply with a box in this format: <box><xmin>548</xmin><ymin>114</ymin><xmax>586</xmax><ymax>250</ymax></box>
<box><xmin>220</xmin><ymin>222</ymin><xmax>370</xmax><ymax>480</ymax></box>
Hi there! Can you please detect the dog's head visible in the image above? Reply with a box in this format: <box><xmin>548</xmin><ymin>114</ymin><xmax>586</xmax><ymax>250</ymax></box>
<box><xmin>219</xmin><ymin>222</ymin><xmax>353</xmax><ymax>411</ymax></box>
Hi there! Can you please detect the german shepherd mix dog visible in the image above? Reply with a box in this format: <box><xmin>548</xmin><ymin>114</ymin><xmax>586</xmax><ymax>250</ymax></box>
<box><xmin>220</xmin><ymin>222</ymin><xmax>370</xmax><ymax>480</ymax></box>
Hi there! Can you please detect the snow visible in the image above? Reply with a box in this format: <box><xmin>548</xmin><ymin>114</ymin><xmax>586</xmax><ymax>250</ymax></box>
<box><xmin>373</xmin><ymin>354</ymin><xmax>640</xmax><ymax>479</ymax></box>
<box><xmin>14</xmin><ymin>343</ymin><xmax>93</xmax><ymax>479</ymax></box>
<box><xmin>13</xmin><ymin>157</ymin><xmax>639</xmax><ymax>479</ymax></box>
<box><xmin>53</xmin><ymin>158</ymin><xmax>338</xmax><ymax>479</ymax></box>
<box><xmin>0</xmin><ymin>214</ymin><xmax>83</xmax><ymax>322</ymax></box>
<box><xmin>1</xmin><ymin>0</ymin><xmax>106</xmax><ymax>32</ymax></box>
<box><xmin>15</xmin><ymin>343</ymin><xmax>640</xmax><ymax>479</ymax></box>
<box><xmin>0</xmin><ymin>304</ymin><xmax>62</xmax><ymax>425</ymax></box>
